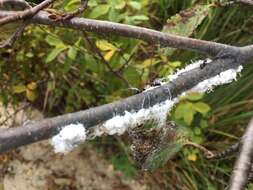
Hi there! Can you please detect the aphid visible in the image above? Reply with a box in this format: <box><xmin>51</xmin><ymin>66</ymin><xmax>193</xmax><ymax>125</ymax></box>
<box><xmin>200</xmin><ymin>59</ymin><xmax>208</xmax><ymax>69</ymax></box>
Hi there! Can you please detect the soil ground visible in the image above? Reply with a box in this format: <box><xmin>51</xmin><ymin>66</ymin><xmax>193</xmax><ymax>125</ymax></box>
<box><xmin>0</xmin><ymin>104</ymin><xmax>148</xmax><ymax>190</ymax></box>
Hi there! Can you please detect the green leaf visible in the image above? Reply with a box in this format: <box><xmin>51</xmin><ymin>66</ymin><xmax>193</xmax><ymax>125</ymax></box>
<box><xmin>191</xmin><ymin>136</ymin><xmax>203</xmax><ymax>144</ymax></box>
<box><xmin>184</xmin><ymin>109</ymin><xmax>194</xmax><ymax>125</ymax></box>
<box><xmin>89</xmin><ymin>5</ymin><xmax>110</xmax><ymax>19</ymax></box>
<box><xmin>96</xmin><ymin>40</ymin><xmax>117</xmax><ymax>51</ymax></box>
<box><xmin>111</xmin><ymin>0</ymin><xmax>126</xmax><ymax>10</ymax></box>
<box><xmin>161</xmin><ymin>5</ymin><xmax>210</xmax><ymax>56</ymax></box>
<box><xmin>163</xmin><ymin>5</ymin><xmax>209</xmax><ymax>36</ymax></box>
<box><xmin>26</xmin><ymin>89</ymin><xmax>37</xmax><ymax>102</ymax></box>
<box><xmin>136</xmin><ymin>58</ymin><xmax>159</xmax><ymax>69</ymax></box>
<box><xmin>175</xmin><ymin>103</ymin><xmax>186</xmax><ymax>120</ymax></box>
<box><xmin>170</xmin><ymin>61</ymin><xmax>181</xmax><ymax>68</ymax></box>
<box><xmin>108</xmin><ymin>8</ymin><xmax>119</xmax><ymax>22</ymax></box>
<box><xmin>186</xmin><ymin>92</ymin><xmax>204</xmax><ymax>101</ymax></box>
<box><xmin>26</xmin><ymin>82</ymin><xmax>37</xmax><ymax>90</ymax></box>
<box><xmin>95</xmin><ymin>40</ymin><xmax>117</xmax><ymax>61</ymax></box>
<box><xmin>12</xmin><ymin>84</ymin><xmax>26</xmax><ymax>94</ymax></box>
<box><xmin>85</xmin><ymin>53</ymin><xmax>99</xmax><ymax>72</ymax></box>
<box><xmin>200</xmin><ymin>119</ymin><xmax>208</xmax><ymax>129</ymax></box>
<box><xmin>194</xmin><ymin>127</ymin><xmax>202</xmax><ymax>135</ymax></box>
<box><xmin>123</xmin><ymin>66</ymin><xmax>140</xmax><ymax>86</ymax></box>
<box><xmin>126</xmin><ymin>15</ymin><xmax>149</xmax><ymax>24</ymax></box>
<box><xmin>130</xmin><ymin>15</ymin><xmax>149</xmax><ymax>21</ymax></box>
<box><xmin>175</xmin><ymin>102</ymin><xmax>195</xmax><ymax>125</ymax></box>
<box><xmin>88</xmin><ymin>0</ymin><xmax>98</xmax><ymax>7</ymax></box>
<box><xmin>45</xmin><ymin>35</ymin><xmax>64</xmax><ymax>47</ymax></box>
<box><xmin>64</xmin><ymin>0</ymin><xmax>80</xmax><ymax>11</ymax></box>
<box><xmin>46</xmin><ymin>45</ymin><xmax>67</xmax><ymax>63</ymax></box>
<box><xmin>175</xmin><ymin>102</ymin><xmax>191</xmax><ymax>119</ymax></box>
<box><xmin>193</xmin><ymin>102</ymin><xmax>211</xmax><ymax>114</ymax></box>
<box><xmin>128</xmin><ymin>1</ymin><xmax>142</xmax><ymax>10</ymax></box>
<box><xmin>104</xmin><ymin>50</ymin><xmax>116</xmax><ymax>61</ymax></box>
<box><xmin>67</xmin><ymin>46</ymin><xmax>78</xmax><ymax>60</ymax></box>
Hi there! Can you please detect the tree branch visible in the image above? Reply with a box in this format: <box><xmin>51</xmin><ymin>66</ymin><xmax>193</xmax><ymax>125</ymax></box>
<box><xmin>228</xmin><ymin>118</ymin><xmax>253</xmax><ymax>190</ymax></box>
<box><xmin>0</xmin><ymin>1</ymin><xmax>253</xmax><ymax>157</ymax></box>
<box><xmin>0</xmin><ymin>0</ymin><xmax>31</xmax><ymax>10</ymax></box>
<box><xmin>237</xmin><ymin>0</ymin><xmax>253</xmax><ymax>6</ymax></box>
<box><xmin>0</xmin><ymin>21</ymin><xmax>27</xmax><ymax>48</ymax></box>
<box><xmin>0</xmin><ymin>48</ymin><xmax>252</xmax><ymax>154</ymax></box>
<box><xmin>0</xmin><ymin>10</ymin><xmax>237</xmax><ymax>56</ymax></box>
<box><xmin>0</xmin><ymin>0</ymin><xmax>55</xmax><ymax>26</ymax></box>
<box><xmin>59</xmin><ymin>0</ymin><xmax>88</xmax><ymax>20</ymax></box>
<box><xmin>219</xmin><ymin>0</ymin><xmax>253</xmax><ymax>6</ymax></box>
<box><xmin>208</xmin><ymin>142</ymin><xmax>240</xmax><ymax>159</ymax></box>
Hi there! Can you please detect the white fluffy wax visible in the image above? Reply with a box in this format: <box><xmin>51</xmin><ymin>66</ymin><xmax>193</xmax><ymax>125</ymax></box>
<box><xmin>94</xmin><ymin>59</ymin><xmax>242</xmax><ymax>136</ymax></box>
<box><xmin>51</xmin><ymin>59</ymin><xmax>243</xmax><ymax>153</ymax></box>
<box><xmin>95</xmin><ymin>99</ymin><xmax>178</xmax><ymax>136</ymax></box>
<box><xmin>169</xmin><ymin>59</ymin><xmax>212</xmax><ymax>81</ymax></box>
<box><xmin>51</xmin><ymin>123</ymin><xmax>87</xmax><ymax>153</ymax></box>
<box><xmin>191</xmin><ymin>66</ymin><xmax>243</xmax><ymax>93</ymax></box>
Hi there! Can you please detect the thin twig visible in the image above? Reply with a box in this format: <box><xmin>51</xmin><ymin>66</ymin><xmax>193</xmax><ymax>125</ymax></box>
<box><xmin>185</xmin><ymin>141</ymin><xmax>215</xmax><ymax>158</ymax></box>
<box><xmin>208</xmin><ymin>142</ymin><xmax>240</xmax><ymax>159</ymax></box>
<box><xmin>60</xmin><ymin>0</ymin><xmax>88</xmax><ymax>20</ymax></box>
<box><xmin>0</xmin><ymin>0</ymin><xmax>56</xmax><ymax>26</ymax></box>
<box><xmin>0</xmin><ymin>21</ymin><xmax>27</xmax><ymax>48</ymax></box>
<box><xmin>82</xmin><ymin>32</ymin><xmax>131</xmax><ymax>87</ymax></box>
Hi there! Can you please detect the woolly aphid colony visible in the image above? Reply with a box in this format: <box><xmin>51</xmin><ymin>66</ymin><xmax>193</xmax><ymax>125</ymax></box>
<box><xmin>51</xmin><ymin>59</ymin><xmax>243</xmax><ymax>153</ymax></box>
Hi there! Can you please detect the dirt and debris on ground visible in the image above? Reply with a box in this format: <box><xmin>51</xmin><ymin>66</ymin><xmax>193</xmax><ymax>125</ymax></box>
<box><xmin>0</xmin><ymin>104</ymin><xmax>148</xmax><ymax>190</ymax></box>
<box><xmin>1</xmin><ymin>141</ymin><xmax>148</xmax><ymax>190</ymax></box>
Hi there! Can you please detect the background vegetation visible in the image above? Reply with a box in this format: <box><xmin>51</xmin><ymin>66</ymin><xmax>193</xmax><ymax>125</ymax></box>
<box><xmin>1</xmin><ymin>0</ymin><xmax>253</xmax><ymax>189</ymax></box>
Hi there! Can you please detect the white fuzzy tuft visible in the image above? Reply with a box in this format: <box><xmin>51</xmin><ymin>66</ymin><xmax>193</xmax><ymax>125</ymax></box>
<box><xmin>51</xmin><ymin>123</ymin><xmax>87</xmax><ymax>153</ymax></box>
<box><xmin>190</xmin><ymin>65</ymin><xmax>243</xmax><ymax>93</ymax></box>
<box><xmin>169</xmin><ymin>59</ymin><xmax>212</xmax><ymax>81</ymax></box>
<box><xmin>143</xmin><ymin>59</ymin><xmax>212</xmax><ymax>92</ymax></box>
<box><xmin>169</xmin><ymin>59</ymin><xmax>242</xmax><ymax>93</ymax></box>
<box><xmin>94</xmin><ymin>99</ymin><xmax>178</xmax><ymax>136</ymax></box>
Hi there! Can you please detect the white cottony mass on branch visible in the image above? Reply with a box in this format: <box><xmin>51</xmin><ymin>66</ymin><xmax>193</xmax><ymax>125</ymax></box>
<box><xmin>94</xmin><ymin>99</ymin><xmax>177</xmax><ymax>136</ymax></box>
<box><xmin>170</xmin><ymin>59</ymin><xmax>243</xmax><ymax>93</ymax></box>
<box><xmin>51</xmin><ymin>60</ymin><xmax>243</xmax><ymax>153</ymax></box>
<box><xmin>51</xmin><ymin>123</ymin><xmax>87</xmax><ymax>153</ymax></box>
<box><xmin>169</xmin><ymin>59</ymin><xmax>212</xmax><ymax>81</ymax></box>
<box><xmin>191</xmin><ymin>65</ymin><xmax>243</xmax><ymax>93</ymax></box>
